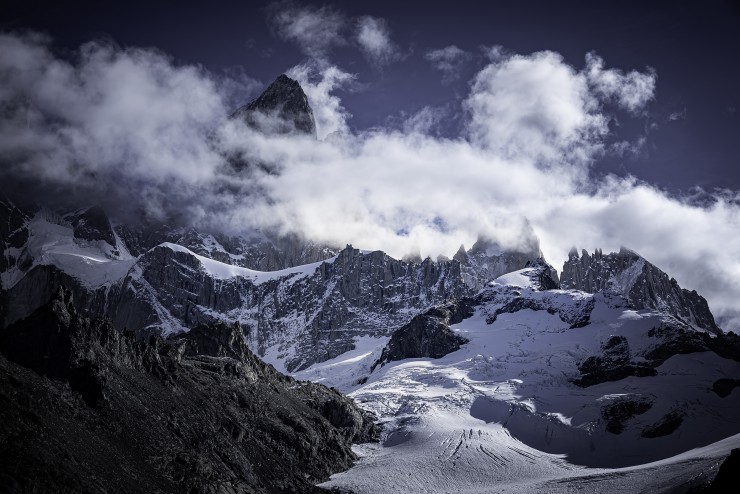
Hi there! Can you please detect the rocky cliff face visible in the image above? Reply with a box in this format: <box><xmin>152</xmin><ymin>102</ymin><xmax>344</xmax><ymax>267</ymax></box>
<box><xmin>561</xmin><ymin>247</ymin><xmax>719</xmax><ymax>333</ymax></box>
<box><xmin>0</xmin><ymin>197</ymin><xmax>32</xmax><ymax>289</ymax></box>
<box><xmin>4</xmin><ymin>205</ymin><xmax>537</xmax><ymax>373</ymax></box>
<box><xmin>231</xmin><ymin>73</ymin><xmax>317</xmax><ymax>137</ymax></box>
<box><xmin>0</xmin><ymin>287</ymin><xmax>377</xmax><ymax>493</ymax></box>
<box><xmin>109</xmin><ymin>243</ymin><xmax>471</xmax><ymax>371</ymax></box>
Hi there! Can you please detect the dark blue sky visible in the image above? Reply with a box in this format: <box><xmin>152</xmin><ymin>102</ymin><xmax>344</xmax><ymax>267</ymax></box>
<box><xmin>4</xmin><ymin>0</ymin><xmax>739</xmax><ymax>191</ymax></box>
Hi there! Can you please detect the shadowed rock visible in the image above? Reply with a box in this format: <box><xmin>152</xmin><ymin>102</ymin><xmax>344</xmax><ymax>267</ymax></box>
<box><xmin>0</xmin><ymin>287</ymin><xmax>378</xmax><ymax>493</ymax></box>
<box><xmin>371</xmin><ymin>300</ymin><xmax>472</xmax><ymax>371</ymax></box>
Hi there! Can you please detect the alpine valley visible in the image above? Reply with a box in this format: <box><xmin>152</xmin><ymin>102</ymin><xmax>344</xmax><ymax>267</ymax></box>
<box><xmin>1</xmin><ymin>75</ymin><xmax>738</xmax><ymax>493</ymax></box>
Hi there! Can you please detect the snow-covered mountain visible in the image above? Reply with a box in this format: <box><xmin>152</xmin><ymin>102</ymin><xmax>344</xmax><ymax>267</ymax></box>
<box><xmin>1</xmin><ymin>74</ymin><xmax>738</xmax><ymax>492</ymax></box>
<box><xmin>299</xmin><ymin>264</ymin><xmax>740</xmax><ymax>492</ymax></box>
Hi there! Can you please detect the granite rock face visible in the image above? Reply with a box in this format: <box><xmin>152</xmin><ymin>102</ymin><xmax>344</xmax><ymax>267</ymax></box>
<box><xmin>109</xmin><ymin>244</ymin><xmax>472</xmax><ymax>371</ymax></box>
<box><xmin>0</xmin><ymin>287</ymin><xmax>377</xmax><ymax>493</ymax></box>
<box><xmin>561</xmin><ymin>247</ymin><xmax>719</xmax><ymax>333</ymax></box>
<box><xmin>231</xmin><ymin>74</ymin><xmax>317</xmax><ymax>137</ymax></box>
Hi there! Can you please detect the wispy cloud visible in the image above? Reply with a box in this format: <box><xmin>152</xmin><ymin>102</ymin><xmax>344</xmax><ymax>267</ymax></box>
<box><xmin>425</xmin><ymin>45</ymin><xmax>472</xmax><ymax>83</ymax></box>
<box><xmin>668</xmin><ymin>108</ymin><xmax>687</xmax><ymax>121</ymax></box>
<box><xmin>2</xmin><ymin>33</ymin><xmax>740</xmax><ymax>330</ymax></box>
<box><xmin>266</xmin><ymin>2</ymin><xmax>346</xmax><ymax>58</ymax></box>
<box><xmin>585</xmin><ymin>52</ymin><xmax>656</xmax><ymax>113</ymax></box>
<box><xmin>355</xmin><ymin>16</ymin><xmax>400</xmax><ymax>67</ymax></box>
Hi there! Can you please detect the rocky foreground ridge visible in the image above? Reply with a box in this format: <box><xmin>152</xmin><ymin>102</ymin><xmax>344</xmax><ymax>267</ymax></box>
<box><xmin>0</xmin><ymin>287</ymin><xmax>377</xmax><ymax>493</ymax></box>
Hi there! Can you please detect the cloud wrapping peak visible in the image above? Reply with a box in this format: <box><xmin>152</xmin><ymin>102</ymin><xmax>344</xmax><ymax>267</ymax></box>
<box><xmin>2</xmin><ymin>33</ymin><xmax>740</xmax><ymax>331</ymax></box>
<box><xmin>286</xmin><ymin>62</ymin><xmax>355</xmax><ymax>138</ymax></box>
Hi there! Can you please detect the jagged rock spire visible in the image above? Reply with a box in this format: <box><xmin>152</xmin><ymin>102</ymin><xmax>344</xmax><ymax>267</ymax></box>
<box><xmin>231</xmin><ymin>74</ymin><xmax>317</xmax><ymax>137</ymax></box>
<box><xmin>561</xmin><ymin>247</ymin><xmax>719</xmax><ymax>333</ymax></box>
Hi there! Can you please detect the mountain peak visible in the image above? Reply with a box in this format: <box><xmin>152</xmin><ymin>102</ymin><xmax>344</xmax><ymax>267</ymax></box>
<box><xmin>231</xmin><ymin>74</ymin><xmax>316</xmax><ymax>137</ymax></box>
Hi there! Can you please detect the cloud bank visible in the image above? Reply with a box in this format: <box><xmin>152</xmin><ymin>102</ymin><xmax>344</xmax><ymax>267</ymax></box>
<box><xmin>1</xmin><ymin>32</ymin><xmax>739</xmax><ymax>331</ymax></box>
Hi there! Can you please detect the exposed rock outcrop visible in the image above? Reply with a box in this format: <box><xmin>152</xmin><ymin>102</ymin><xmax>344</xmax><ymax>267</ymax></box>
<box><xmin>0</xmin><ymin>287</ymin><xmax>377</xmax><ymax>493</ymax></box>
<box><xmin>574</xmin><ymin>335</ymin><xmax>657</xmax><ymax>387</ymax></box>
<box><xmin>371</xmin><ymin>300</ymin><xmax>472</xmax><ymax>370</ymax></box>
<box><xmin>601</xmin><ymin>397</ymin><xmax>653</xmax><ymax>434</ymax></box>
<box><xmin>641</xmin><ymin>410</ymin><xmax>684</xmax><ymax>438</ymax></box>
<box><xmin>561</xmin><ymin>247</ymin><xmax>719</xmax><ymax>333</ymax></box>
<box><xmin>712</xmin><ymin>378</ymin><xmax>740</xmax><ymax>397</ymax></box>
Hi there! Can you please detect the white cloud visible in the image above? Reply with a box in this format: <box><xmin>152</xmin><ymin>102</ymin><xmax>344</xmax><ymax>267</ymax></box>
<box><xmin>267</xmin><ymin>2</ymin><xmax>346</xmax><ymax>58</ymax></box>
<box><xmin>3</xmin><ymin>33</ymin><xmax>740</xmax><ymax>331</ymax></box>
<box><xmin>286</xmin><ymin>62</ymin><xmax>355</xmax><ymax>138</ymax></box>
<box><xmin>0</xmin><ymin>34</ymin><xmax>225</xmax><ymax>193</ymax></box>
<box><xmin>355</xmin><ymin>16</ymin><xmax>399</xmax><ymax>67</ymax></box>
<box><xmin>585</xmin><ymin>52</ymin><xmax>656</xmax><ymax>114</ymax></box>
<box><xmin>425</xmin><ymin>45</ymin><xmax>472</xmax><ymax>83</ymax></box>
<box><xmin>465</xmin><ymin>51</ymin><xmax>606</xmax><ymax>168</ymax></box>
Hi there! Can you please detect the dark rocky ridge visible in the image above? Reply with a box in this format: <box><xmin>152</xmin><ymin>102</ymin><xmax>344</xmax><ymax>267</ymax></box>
<box><xmin>231</xmin><ymin>74</ymin><xmax>317</xmax><ymax>137</ymax></box>
<box><xmin>561</xmin><ymin>247</ymin><xmax>719</xmax><ymax>333</ymax></box>
<box><xmin>0</xmin><ymin>288</ymin><xmax>377</xmax><ymax>493</ymax></box>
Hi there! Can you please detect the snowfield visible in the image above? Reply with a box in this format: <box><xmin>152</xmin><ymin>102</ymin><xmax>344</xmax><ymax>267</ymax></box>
<box><xmin>294</xmin><ymin>270</ymin><xmax>740</xmax><ymax>492</ymax></box>
<box><xmin>1</xmin><ymin>214</ymin><xmax>136</xmax><ymax>290</ymax></box>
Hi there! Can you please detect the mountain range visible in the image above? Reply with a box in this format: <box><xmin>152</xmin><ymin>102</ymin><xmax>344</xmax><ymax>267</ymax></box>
<box><xmin>1</xmin><ymin>74</ymin><xmax>738</xmax><ymax>493</ymax></box>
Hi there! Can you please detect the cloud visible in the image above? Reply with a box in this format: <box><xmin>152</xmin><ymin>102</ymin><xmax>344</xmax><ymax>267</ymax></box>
<box><xmin>286</xmin><ymin>62</ymin><xmax>355</xmax><ymax>138</ymax></box>
<box><xmin>2</xmin><ymin>32</ymin><xmax>740</xmax><ymax>332</ymax></box>
<box><xmin>266</xmin><ymin>2</ymin><xmax>346</xmax><ymax>58</ymax></box>
<box><xmin>425</xmin><ymin>45</ymin><xmax>472</xmax><ymax>83</ymax></box>
<box><xmin>610</xmin><ymin>136</ymin><xmax>646</xmax><ymax>159</ymax></box>
<box><xmin>0</xmin><ymin>32</ymin><xmax>226</xmax><ymax>222</ymax></box>
<box><xmin>585</xmin><ymin>52</ymin><xmax>656</xmax><ymax>114</ymax></box>
<box><xmin>667</xmin><ymin>108</ymin><xmax>687</xmax><ymax>121</ymax></box>
<box><xmin>355</xmin><ymin>16</ymin><xmax>399</xmax><ymax>67</ymax></box>
<box><xmin>465</xmin><ymin>51</ymin><xmax>606</xmax><ymax>168</ymax></box>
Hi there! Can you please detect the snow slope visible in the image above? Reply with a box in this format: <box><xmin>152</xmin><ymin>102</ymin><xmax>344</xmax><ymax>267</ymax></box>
<box><xmin>159</xmin><ymin>242</ymin><xmax>331</xmax><ymax>284</ymax></box>
<box><xmin>2</xmin><ymin>213</ymin><xmax>136</xmax><ymax>290</ymax></box>
<box><xmin>301</xmin><ymin>272</ymin><xmax>740</xmax><ymax>492</ymax></box>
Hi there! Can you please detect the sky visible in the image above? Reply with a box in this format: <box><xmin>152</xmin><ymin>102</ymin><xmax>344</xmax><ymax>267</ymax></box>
<box><xmin>2</xmin><ymin>1</ymin><xmax>740</xmax><ymax>328</ymax></box>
